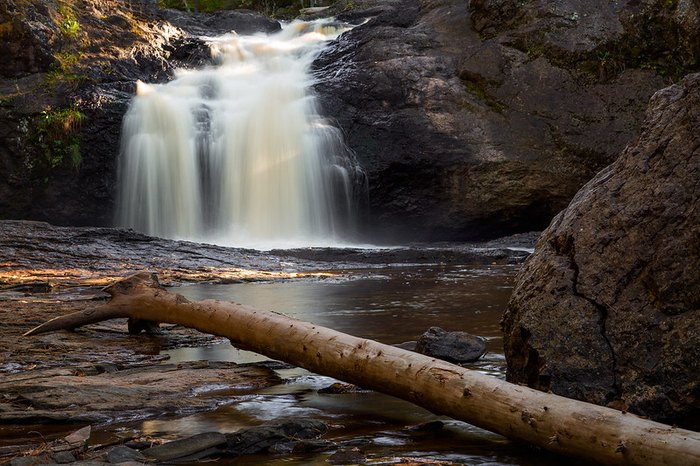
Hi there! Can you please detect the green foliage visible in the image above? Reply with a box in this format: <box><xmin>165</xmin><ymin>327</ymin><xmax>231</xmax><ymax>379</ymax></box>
<box><xmin>34</xmin><ymin>108</ymin><xmax>86</xmax><ymax>174</ymax></box>
<box><xmin>45</xmin><ymin>50</ymin><xmax>90</xmax><ymax>88</ymax></box>
<box><xmin>57</xmin><ymin>3</ymin><xmax>82</xmax><ymax>38</ymax></box>
<box><xmin>61</xmin><ymin>17</ymin><xmax>81</xmax><ymax>36</ymax></box>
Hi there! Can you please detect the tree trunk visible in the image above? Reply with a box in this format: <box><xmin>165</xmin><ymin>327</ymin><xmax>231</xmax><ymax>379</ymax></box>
<box><xmin>25</xmin><ymin>272</ymin><xmax>700</xmax><ymax>466</ymax></box>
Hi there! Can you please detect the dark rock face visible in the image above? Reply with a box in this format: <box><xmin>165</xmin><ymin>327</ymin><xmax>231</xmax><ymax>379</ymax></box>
<box><xmin>415</xmin><ymin>327</ymin><xmax>486</xmax><ymax>363</ymax></box>
<box><xmin>159</xmin><ymin>8</ymin><xmax>281</xmax><ymax>36</ymax></box>
<box><xmin>503</xmin><ymin>73</ymin><xmax>700</xmax><ymax>428</ymax></box>
<box><xmin>0</xmin><ymin>1</ymin><xmax>59</xmax><ymax>77</ymax></box>
<box><xmin>225</xmin><ymin>420</ymin><xmax>328</xmax><ymax>456</ymax></box>
<box><xmin>312</xmin><ymin>0</ymin><xmax>700</xmax><ymax>241</ymax></box>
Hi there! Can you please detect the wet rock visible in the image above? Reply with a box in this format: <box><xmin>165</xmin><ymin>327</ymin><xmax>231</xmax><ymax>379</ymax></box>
<box><xmin>62</xmin><ymin>462</ymin><xmax>106</xmax><ymax>466</ymax></box>
<box><xmin>406</xmin><ymin>421</ymin><xmax>444</xmax><ymax>433</ymax></box>
<box><xmin>225</xmin><ymin>420</ymin><xmax>328</xmax><ymax>455</ymax></box>
<box><xmin>313</xmin><ymin>0</ymin><xmax>686</xmax><ymax>241</ymax></box>
<box><xmin>291</xmin><ymin>439</ymin><xmax>336</xmax><ymax>453</ymax></box>
<box><xmin>0</xmin><ymin>220</ymin><xmax>532</xmax><ymax>291</ymax></box>
<box><xmin>142</xmin><ymin>432</ymin><xmax>226</xmax><ymax>461</ymax></box>
<box><xmin>105</xmin><ymin>445</ymin><xmax>146</xmax><ymax>464</ymax></box>
<box><xmin>0</xmin><ymin>361</ymin><xmax>280</xmax><ymax>425</ymax></box>
<box><xmin>503</xmin><ymin>73</ymin><xmax>700</xmax><ymax>428</ymax></box>
<box><xmin>94</xmin><ymin>363</ymin><xmax>118</xmax><ymax>374</ymax></box>
<box><xmin>270</xmin><ymin>244</ymin><xmax>530</xmax><ymax>266</ymax></box>
<box><xmin>0</xmin><ymin>220</ymin><xmax>332</xmax><ymax>286</ymax></box>
<box><xmin>327</xmin><ymin>447</ymin><xmax>367</xmax><ymax>464</ymax></box>
<box><xmin>393</xmin><ymin>341</ymin><xmax>417</xmax><ymax>351</ymax></box>
<box><xmin>52</xmin><ymin>451</ymin><xmax>77</xmax><ymax>464</ymax></box>
<box><xmin>123</xmin><ymin>441</ymin><xmax>153</xmax><ymax>450</ymax></box>
<box><xmin>159</xmin><ymin>8</ymin><xmax>280</xmax><ymax>36</ymax></box>
<box><xmin>319</xmin><ymin>383</ymin><xmax>362</xmax><ymax>394</ymax></box>
<box><xmin>127</xmin><ymin>318</ymin><xmax>161</xmax><ymax>335</ymax></box>
<box><xmin>415</xmin><ymin>327</ymin><xmax>486</xmax><ymax>363</ymax></box>
<box><xmin>10</xmin><ymin>455</ymin><xmax>53</xmax><ymax>466</ymax></box>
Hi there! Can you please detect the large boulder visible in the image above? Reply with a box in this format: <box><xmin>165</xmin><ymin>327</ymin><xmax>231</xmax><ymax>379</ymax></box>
<box><xmin>313</xmin><ymin>0</ymin><xmax>698</xmax><ymax>241</ymax></box>
<box><xmin>502</xmin><ymin>73</ymin><xmax>700</xmax><ymax>428</ymax></box>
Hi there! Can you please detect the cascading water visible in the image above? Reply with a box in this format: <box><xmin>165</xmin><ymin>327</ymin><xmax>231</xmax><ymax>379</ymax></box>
<box><xmin>116</xmin><ymin>20</ymin><xmax>363</xmax><ymax>249</ymax></box>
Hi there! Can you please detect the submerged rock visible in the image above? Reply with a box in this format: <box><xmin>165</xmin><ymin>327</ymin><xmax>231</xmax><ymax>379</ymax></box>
<box><xmin>327</xmin><ymin>447</ymin><xmax>367</xmax><ymax>465</ymax></box>
<box><xmin>503</xmin><ymin>73</ymin><xmax>700</xmax><ymax>428</ymax></box>
<box><xmin>142</xmin><ymin>432</ymin><xmax>227</xmax><ymax>461</ymax></box>
<box><xmin>415</xmin><ymin>327</ymin><xmax>486</xmax><ymax>363</ymax></box>
<box><xmin>105</xmin><ymin>446</ymin><xmax>146</xmax><ymax>464</ymax></box>
<box><xmin>225</xmin><ymin>420</ymin><xmax>329</xmax><ymax>456</ymax></box>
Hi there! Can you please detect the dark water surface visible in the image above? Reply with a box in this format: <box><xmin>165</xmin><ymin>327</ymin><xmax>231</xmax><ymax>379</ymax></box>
<box><xmin>143</xmin><ymin>264</ymin><xmax>576</xmax><ymax>465</ymax></box>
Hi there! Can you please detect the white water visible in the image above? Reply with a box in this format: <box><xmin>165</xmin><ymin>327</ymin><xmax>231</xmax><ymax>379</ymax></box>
<box><xmin>116</xmin><ymin>20</ymin><xmax>361</xmax><ymax>249</ymax></box>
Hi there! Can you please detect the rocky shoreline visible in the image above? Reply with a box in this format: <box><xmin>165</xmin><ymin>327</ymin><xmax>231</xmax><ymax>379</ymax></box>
<box><xmin>0</xmin><ymin>219</ymin><xmax>532</xmax><ymax>464</ymax></box>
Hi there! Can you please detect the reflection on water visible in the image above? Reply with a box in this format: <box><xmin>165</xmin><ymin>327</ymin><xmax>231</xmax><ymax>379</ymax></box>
<box><xmin>141</xmin><ymin>265</ymin><xmax>581</xmax><ymax>465</ymax></box>
<box><xmin>172</xmin><ymin>264</ymin><xmax>517</xmax><ymax>353</ymax></box>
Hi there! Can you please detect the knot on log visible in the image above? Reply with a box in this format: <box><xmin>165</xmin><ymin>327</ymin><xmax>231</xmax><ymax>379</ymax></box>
<box><xmin>102</xmin><ymin>271</ymin><xmax>162</xmax><ymax>297</ymax></box>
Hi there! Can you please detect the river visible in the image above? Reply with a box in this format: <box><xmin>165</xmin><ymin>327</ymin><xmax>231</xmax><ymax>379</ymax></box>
<box><xmin>116</xmin><ymin>261</ymin><xmax>578</xmax><ymax>465</ymax></box>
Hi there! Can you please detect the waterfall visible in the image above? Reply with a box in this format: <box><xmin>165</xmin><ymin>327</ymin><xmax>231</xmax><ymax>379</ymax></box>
<box><xmin>116</xmin><ymin>20</ymin><xmax>362</xmax><ymax>249</ymax></box>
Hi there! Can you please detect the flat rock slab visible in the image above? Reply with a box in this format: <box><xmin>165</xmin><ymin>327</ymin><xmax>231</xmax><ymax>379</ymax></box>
<box><xmin>0</xmin><ymin>221</ymin><xmax>531</xmax><ymax>291</ymax></box>
<box><xmin>0</xmin><ymin>361</ymin><xmax>280</xmax><ymax>424</ymax></box>
<box><xmin>143</xmin><ymin>432</ymin><xmax>227</xmax><ymax>461</ymax></box>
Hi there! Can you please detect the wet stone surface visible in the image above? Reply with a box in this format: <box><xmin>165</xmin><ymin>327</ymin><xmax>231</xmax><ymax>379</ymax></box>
<box><xmin>415</xmin><ymin>327</ymin><xmax>487</xmax><ymax>363</ymax></box>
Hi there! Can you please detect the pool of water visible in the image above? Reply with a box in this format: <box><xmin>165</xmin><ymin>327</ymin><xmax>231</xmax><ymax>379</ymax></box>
<box><xmin>172</xmin><ymin>264</ymin><xmax>516</xmax><ymax>353</ymax></box>
<box><xmin>137</xmin><ymin>264</ymin><xmax>578</xmax><ymax>465</ymax></box>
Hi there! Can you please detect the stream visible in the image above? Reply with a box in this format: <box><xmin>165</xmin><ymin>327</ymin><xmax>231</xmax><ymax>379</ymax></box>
<box><xmin>0</xmin><ymin>221</ymin><xmax>575</xmax><ymax>465</ymax></box>
<box><xmin>99</xmin><ymin>262</ymin><xmax>572</xmax><ymax>465</ymax></box>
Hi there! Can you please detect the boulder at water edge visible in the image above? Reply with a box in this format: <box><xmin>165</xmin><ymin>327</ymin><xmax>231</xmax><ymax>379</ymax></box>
<box><xmin>415</xmin><ymin>327</ymin><xmax>487</xmax><ymax>363</ymax></box>
<box><xmin>502</xmin><ymin>73</ymin><xmax>700</xmax><ymax>428</ymax></box>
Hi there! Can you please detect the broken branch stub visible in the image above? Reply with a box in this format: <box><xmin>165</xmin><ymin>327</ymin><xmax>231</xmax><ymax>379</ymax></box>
<box><xmin>23</xmin><ymin>272</ymin><xmax>700</xmax><ymax>466</ymax></box>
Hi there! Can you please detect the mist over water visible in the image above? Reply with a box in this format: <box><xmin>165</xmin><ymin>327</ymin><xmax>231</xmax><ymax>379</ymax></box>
<box><xmin>117</xmin><ymin>20</ymin><xmax>363</xmax><ymax>249</ymax></box>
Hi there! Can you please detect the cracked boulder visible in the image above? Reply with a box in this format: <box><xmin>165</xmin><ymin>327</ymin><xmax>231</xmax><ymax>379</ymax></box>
<box><xmin>502</xmin><ymin>73</ymin><xmax>700</xmax><ymax>428</ymax></box>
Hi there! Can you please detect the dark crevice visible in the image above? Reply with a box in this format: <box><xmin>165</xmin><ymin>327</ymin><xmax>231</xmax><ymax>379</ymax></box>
<box><xmin>551</xmin><ymin>234</ymin><xmax>622</xmax><ymax>403</ymax></box>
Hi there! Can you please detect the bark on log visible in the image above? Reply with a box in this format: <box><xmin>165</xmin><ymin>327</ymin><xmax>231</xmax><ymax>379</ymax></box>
<box><xmin>25</xmin><ymin>272</ymin><xmax>700</xmax><ymax>466</ymax></box>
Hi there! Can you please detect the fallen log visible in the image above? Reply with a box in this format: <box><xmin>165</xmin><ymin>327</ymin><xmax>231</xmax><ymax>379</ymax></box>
<box><xmin>25</xmin><ymin>272</ymin><xmax>700</xmax><ymax>466</ymax></box>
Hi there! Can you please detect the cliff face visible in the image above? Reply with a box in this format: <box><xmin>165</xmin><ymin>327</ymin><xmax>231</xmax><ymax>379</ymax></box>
<box><xmin>503</xmin><ymin>73</ymin><xmax>700</xmax><ymax>428</ymax></box>
<box><xmin>313</xmin><ymin>0</ymin><xmax>698</xmax><ymax>241</ymax></box>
